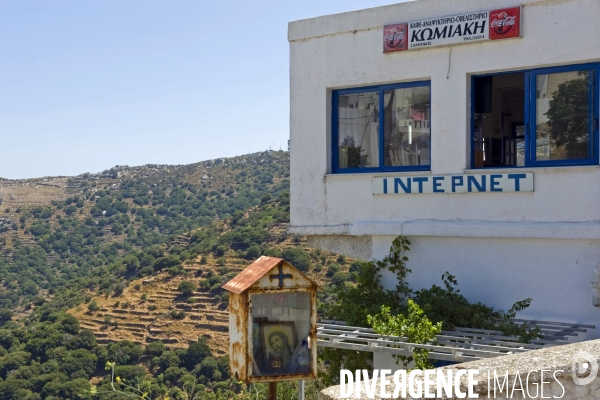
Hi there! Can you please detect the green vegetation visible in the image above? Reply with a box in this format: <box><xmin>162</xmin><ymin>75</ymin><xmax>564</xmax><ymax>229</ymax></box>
<box><xmin>0</xmin><ymin>152</ymin><xmax>539</xmax><ymax>399</ymax></box>
<box><xmin>320</xmin><ymin>236</ymin><xmax>538</xmax><ymax>385</ymax></box>
<box><xmin>177</xmin><ymin>281</ymin><xmax>196</xmax><ymax>296</ymax></box>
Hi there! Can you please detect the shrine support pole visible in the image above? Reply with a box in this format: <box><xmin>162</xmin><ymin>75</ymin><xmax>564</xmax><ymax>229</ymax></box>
<box><xmin>268</xmin><ymin>382</ymin><xmax>277</xmax><ymax>400</ymax></box>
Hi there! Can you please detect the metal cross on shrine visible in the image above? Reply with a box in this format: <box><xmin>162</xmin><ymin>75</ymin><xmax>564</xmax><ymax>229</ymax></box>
<box><xmin>269</xmin><ymin>265</ymin><xmax>292</xmax><ymax>288</ymax></box>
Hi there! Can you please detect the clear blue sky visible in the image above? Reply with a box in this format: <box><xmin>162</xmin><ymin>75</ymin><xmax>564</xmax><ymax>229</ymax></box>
<box><xmin>0</xmin><ymin>0</ymin><xmax>395</xmax><ymax>179</ymax></box>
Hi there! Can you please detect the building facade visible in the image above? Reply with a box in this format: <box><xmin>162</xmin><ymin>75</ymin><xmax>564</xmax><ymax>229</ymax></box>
<box><xmin>288</xmin><ymin>0</ymin><xmax>600</xmax><ymax>338</ymax></box>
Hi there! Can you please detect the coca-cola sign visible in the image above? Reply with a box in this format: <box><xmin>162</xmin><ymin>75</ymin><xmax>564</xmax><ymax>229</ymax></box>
<box><xmin>489</xmin><ymin>7</ymin><xmax>521</xmax><ymax>40</ymax></box>
<box><xmin>383</xmin><ymin>6</ymin><xmax>521</xmax><ymax>53</ymax></box>
<box><xmin>383</xmin><ymin>23</ymin><xmax>408</xmax><ymax>52</ymax></box>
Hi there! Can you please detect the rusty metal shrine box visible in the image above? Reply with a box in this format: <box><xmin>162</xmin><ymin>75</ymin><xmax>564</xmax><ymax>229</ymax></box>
<box><xmin>223</xmin><ymin>256</ymin><xmax>318</xmax><ymax>383</ymax></box>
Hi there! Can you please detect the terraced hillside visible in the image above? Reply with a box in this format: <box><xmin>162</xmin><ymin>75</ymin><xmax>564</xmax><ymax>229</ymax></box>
<box><xmin>0</xmin><ymin>151</ymin><xmax>290</xmax><ymax>321</ymax></box>
<box><xmin>69</xmin><ymin>227</ymin><xmax>354</xmax><ymax>356</ymax></box>
<box><xmin>69</xmin><ymin>254</ymin><xmax>235</xmax><ymax>355</ymax></box>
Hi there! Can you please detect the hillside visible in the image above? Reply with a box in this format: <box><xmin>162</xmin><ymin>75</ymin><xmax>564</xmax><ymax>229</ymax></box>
<box><xmin>0</xmin><ymin>151</ymin><xmax>290</xmax><ymax>320</ymax></box>
<box><xmin>68</xmin><ymin>230</ymin><xmax>352</xmax><ymax>356</ymax></box>
<box><xmin>0</xmin><ymin>151</ymin><xmax>359</xmax><ymax>399</ymax></box>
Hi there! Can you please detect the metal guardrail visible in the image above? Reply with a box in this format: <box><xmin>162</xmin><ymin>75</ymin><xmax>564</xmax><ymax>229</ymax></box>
<box><xmin>317</xmin><ymin>319</ymin><xmax>595</xmax><ymax>363</ymax></box>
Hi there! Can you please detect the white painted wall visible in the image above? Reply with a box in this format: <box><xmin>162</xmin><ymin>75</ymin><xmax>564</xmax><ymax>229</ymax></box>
<box><xmin>288</xmin><ymin>0</ymin><xmax>600</xmax><ymax>335</ymax></box>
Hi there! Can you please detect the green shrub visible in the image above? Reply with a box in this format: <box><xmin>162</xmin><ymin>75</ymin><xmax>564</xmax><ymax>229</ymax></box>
<box><xmin>281</xmin><ymin>248</ymin><xmax>311</xmax><ymax>272</ymax></box>
<box><xmin>216</xmin><ymin>257</ymin><xmax>226</xmax><ymax>266</ymax></box>
<box><xmin>326</xmin><ymin>263</ymin><xmax>341</xmax><ymax>277</ymax></box>
<box><xmin>178</xmin><ymin>281</ymin><xmax>197</xmax><ymax>296</ymax></box>
<box><xmin>245</xmin><ymin>244</ymin><xmax>261</xmax><ymax>260</ymax></box>
<box><xmin>145</xmin><ymin>341</ymin><xmax>165</xmax><ymax>357</ymax></box>
<box><xmin>331</xmin><ymin>271</ymin><xmax>347</xmax><ymax>286</ymax></box>
<box><xmin>170</xmin><ymin>310</ymin><xmax>186</xmax><ymax>320</ymax></box>
<box><xmin>87</xmin><ymin>301</ymin><xmax>100</xmax><ymax>312</ymax></box>
<box><xmin>198</xmin><ymin>279</ymin><xmax>210</xmax><ymax>289</ymax></box>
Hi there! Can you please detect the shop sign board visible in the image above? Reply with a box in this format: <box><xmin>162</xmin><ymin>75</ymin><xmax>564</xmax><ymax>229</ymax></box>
<box><xmin>383</xmin><ymin>6</ymin><xmax>521</xmax><ymax>52</ymax></box>
<box><xmin>373</xmin><ymin>172</ymin><xmax>533</xmax><ymax>195</ymax></box>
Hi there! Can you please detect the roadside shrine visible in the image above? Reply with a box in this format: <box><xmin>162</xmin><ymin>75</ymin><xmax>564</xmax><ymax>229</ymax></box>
<box><xmin>223</xmin><ymin>256</ymin><xmax>318</xmax><ymax>398</ymax></box>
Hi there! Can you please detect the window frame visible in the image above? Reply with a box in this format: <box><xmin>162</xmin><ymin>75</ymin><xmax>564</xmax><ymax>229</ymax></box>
<box><xmin>332</xmin><ymin>80</ymin><xmax>432</xmax><ymax>174</ymax></box>
<box><xmin>470</xmin><ymin>62</ymin><xmax>600</xmax><ymax>169</ymax></box>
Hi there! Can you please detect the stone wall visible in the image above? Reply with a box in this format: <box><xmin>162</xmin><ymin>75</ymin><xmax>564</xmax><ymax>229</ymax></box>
<box><xmin>319</xmin><ymin>339</ymin><xmax>600</xmax><ymax>399</ymax></box>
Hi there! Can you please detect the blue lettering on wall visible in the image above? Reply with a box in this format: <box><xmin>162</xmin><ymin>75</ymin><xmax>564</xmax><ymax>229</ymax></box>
<box><xmin>507</xmin><ymin>174</ymin><xmax>526</xmax><ymax>191</ymax></box>
<box><xmin>490</xmin><ymin>174</ymin><xmax>503</xmax><ymax>192</ymax></box>
<box><xmin>394</xmin><ymin>177</ymin><xmax>411</xmax><ymax>193</ymax></box>
<box><xmin>412</xmin><ymin>177</ymin><xmax>429</xmax><ymax>193</ymax></box>
<box><xmin>467</xmin><ymin>175</ymin><xmax>486</xmax><ymax>192</ymax></box>
<box><xmin>451</xmin><ymin>176</ymin><xmax>463</xmax><ymax>192</ymax></box>
<box><xmin>433</xmin><ymin>176</ymin><xmax>445</xmax><ymax>193</ymax></box>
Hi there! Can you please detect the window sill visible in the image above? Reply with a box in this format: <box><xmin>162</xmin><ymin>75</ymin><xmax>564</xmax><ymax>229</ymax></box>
<box><xmin>464</xmin><ymin>165</ymin><xmax>599</xmax><ymax>174</ymax></box>
<box><xmin>325</xmin><ymin>170</ymin><xmax>432</xmax><ymax>179</ymax></box>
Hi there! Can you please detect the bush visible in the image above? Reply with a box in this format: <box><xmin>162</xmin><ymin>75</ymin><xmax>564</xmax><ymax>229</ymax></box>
<box><xmin>281</xmin><ymin>248</ymin><xmax>311</xmax><ymax>272</ymax></box>
<box><xmin>331</xmin><ymin>271</ymin><xmax>347</xmax><ymax>286</ymax></box>
<box><xmin>145</xmin><ymin>341</ymin><xmax>166</xmax><ymax>357</ymax></box>
<box><xmin>178</xmin><ymin>281</ymin><xmax>197</xmax><ymax>296</ymax></box>
<box><xmin>216</xmin><ymin>257</ymin><xmax>226</xmax><ymax>266</ymax></box>
<box><xmin>133</xmin><ymin>283</ymin><xmax>141</xmax><ymax>291</ymax></box>
<box><xmin>108</xmin><ymin>340</ymin><xmax>143</xmax><ymax>365</ymax></box>
<box><xmin>245</xmin><ymin>244</ymin><xmax>261</xmax><ymax>260</ymax></box>
<box><xmin>170</xmin><ymin>310</ymin><xmax>186</xmax><ymax>320</ymax></box>
<box><xmin>87</xmin><ymin>301</ymin><xmax>100</xmax><ymax>312</ymax></box>
<box><xmin>349</xmin><ymin>260</ymin><xmax>366</xmax><ymax>274</ymax></box>
<box><xmin>168</xmin><ymin>265</ymin><xmax>185</xmax><ymax>276</ymax></box>
<box><xmin>194</xmin><ymin>279</ymin><xmax>208</xmax><ymax>290</ymax></box>
<box><xmin>337</xmin><ymin>255</ymin><xmax>347</xmax><ymax>264</ymax></box>
<box><xmin>0</xmin><ymin>308</ymin><xmax>13</xmax><ymax>322</ymax></box>
<box><xmin>199</xmin><ymin>256</ymin><xmax>207</xmax><ymax>264</ymax></box>
<box><xmin>263</xmin><ymin>248</ymin><xmax>283</xmax><ymax>258</ymax></box>
<box><xmin>326</xmin><ymin>263</ymin><xmax>341</xmax><ymax>277</ymax></box>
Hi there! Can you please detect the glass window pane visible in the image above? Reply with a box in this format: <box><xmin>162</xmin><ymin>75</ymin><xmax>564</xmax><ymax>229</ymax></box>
<box><xmin>535</xmin><ymin>70</ymin><xmax>594</xmax><ymax>161</ymax></box>
<box><xmin>383</xmin><ymin>86</ymin><xmax>431</xmax><ymax>167</ymax></box>
<box><xmin>250</xmin><ymin>292</ymin><xmax>311</xmax><ymax>377</ymax></box>
<box><xmin>338</xmin><ymin>91</ymin><xmax>379</xmax><ymax>169</ymax></box>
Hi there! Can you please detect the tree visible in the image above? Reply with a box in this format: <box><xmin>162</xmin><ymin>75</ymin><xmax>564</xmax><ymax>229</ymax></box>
<box><xmin>281</xmin><ymin>248</ymin><xmax>311</xmax><ymax>272</ymax></box>
<box><xmin>145</xmin><ymin>341</ymin><xmax>165</xmax><ymax>357</ymax></box>
<box><xmin>178</xmin><ymin>281</ymin><xmax>196</xmax><ymax>296</ymax></box>
<box><xmin>182</xmin><ymin>338</ymin><xmax>212</xmax><ymax>369</ymax></box>
<box><xmin>87</xmin><ymin>301</ymin><xmax>100</xmax><ymax>312</ymax></box>
<box><xmin>108</xmin><ymin>340</ymin><xmax>143</xmax><ymax>365</ymax></box>
<box><xmin>0</xmin><ymin>308</ymin><xmax>13</xmax><ymax>323</ymax></box>
<box><xmin>122</xmin><ymin>254</ymin><xmax>140</xmax><ymax>273</ymax></box>
<box><xmin>545</xmin><ymin>71</ymin><xmax>592</xmax><ymax>159</ymax></box>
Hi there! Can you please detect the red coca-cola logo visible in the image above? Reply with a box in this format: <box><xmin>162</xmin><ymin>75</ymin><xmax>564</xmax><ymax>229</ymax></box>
<box><xmin>383</xmin><ymin>23</ymin><xmax>408</xmax><ymax>52</ymax></box>
<box><xmin>489</xmin><ymin>7</ymin><xmax>520</xmax><ymax>40</ymax></box>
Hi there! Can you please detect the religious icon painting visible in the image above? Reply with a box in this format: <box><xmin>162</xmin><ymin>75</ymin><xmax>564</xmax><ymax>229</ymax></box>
<box><xmin>256</xmin><ymin>321</ymin><xmax>297</xmax><ymax>375</ymax></box>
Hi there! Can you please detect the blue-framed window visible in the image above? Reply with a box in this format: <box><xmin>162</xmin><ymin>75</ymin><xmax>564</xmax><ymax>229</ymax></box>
<box><xmin>471</xmin><ymin>62</ymin><xmax>599</xmax><ymax>168</ymax></box>
<box><xmin>332</xmin><ymin>81</ymin><xmax>431</xmax><ymax>173</ymax></box>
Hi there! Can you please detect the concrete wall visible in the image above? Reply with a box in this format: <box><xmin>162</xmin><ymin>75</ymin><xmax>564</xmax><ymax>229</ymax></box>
<box><xmin>319</xmin><ymin>338</ymin><xmax>600</xmax><ymax>399</ymax></box>
<box><xmin>288</xmin><ymin>0</ymin><xmax>600</xmax><ymax>334</ymax></box>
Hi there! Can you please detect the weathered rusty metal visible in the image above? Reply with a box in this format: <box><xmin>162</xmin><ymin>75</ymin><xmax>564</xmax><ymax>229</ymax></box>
<box><xmin>225</xmin><ymin>256</ymin><xmax>319</xmax><ymax>384</ymax></box>
<box><xmin>268</xmin><ymin>382</ymin><xmax>277</xmax><ymax>400</ymax></box>
<box><xmin>222</xmin><ymin>256</ymin><xmax>319</xmax><ymax>294</ymax></box>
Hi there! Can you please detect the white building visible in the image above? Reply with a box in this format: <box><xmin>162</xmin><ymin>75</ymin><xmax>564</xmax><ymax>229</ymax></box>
<box><xmin>288</xmin><ymin>0</ymin><xmax>600</xmax><ymax>340</ymax></box>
